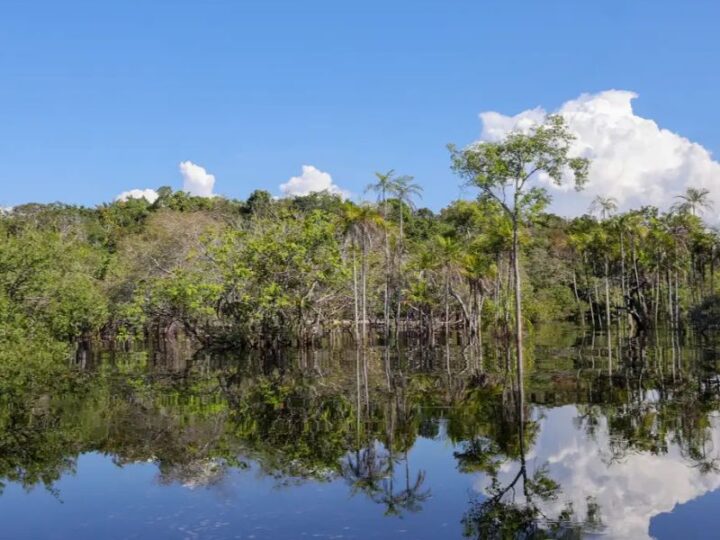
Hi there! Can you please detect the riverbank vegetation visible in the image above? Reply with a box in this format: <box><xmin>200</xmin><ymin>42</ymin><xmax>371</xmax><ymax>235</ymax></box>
<box><xmin>1</xmin><ymin>118</ymin><xmax>718</xmax><ymax>359</ymax></box>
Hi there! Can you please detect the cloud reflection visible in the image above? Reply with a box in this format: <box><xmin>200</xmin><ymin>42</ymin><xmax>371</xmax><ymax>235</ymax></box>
<box><xmin>474</xmin><ymin>406</ymin><xmax>720</xmax><ymax>539</ymax></box>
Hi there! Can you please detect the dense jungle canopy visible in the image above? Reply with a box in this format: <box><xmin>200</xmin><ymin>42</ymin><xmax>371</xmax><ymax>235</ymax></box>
<box><xmin>2</xmin><ymin>117</ymin><xmax>719</xmax><ymax>369</ymax></box>
<box><xmin>1</xmin><ymin>165</ymin><xmax>718</xmax><ymax>357</ymax></box>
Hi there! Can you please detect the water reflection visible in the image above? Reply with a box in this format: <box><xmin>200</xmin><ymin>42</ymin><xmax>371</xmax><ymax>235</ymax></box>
<box><xmin>1</xmin><ymin>328</ymin><xmax>720</xmax><ymax>539</ymax></box>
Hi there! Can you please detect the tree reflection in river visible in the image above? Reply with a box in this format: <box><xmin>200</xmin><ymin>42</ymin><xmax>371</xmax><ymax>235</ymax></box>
<box><xmin>2</xmin><ymin>327</ymin><xmax>720</xmax><ymax>538</ymax></box>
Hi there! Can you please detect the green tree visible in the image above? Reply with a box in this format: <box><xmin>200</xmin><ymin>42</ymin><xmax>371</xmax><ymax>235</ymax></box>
<box><xmin>589</xmin><ymin>195</ymin><xmax>618</xmax><ymax>221</ymax></box>
<box><xmin>393</xmin><ymin>175</ymin><xmax>423</xmax><ymax>244</ymax></box>
<box><xmin>674</xmin><ymin>187</ymin><xmax>713</xmax><ymax>217</ymax></box>
<box><xmin>342</xmin><ymin>203</ymin><xmax>384</xmax><ymax>343</ymax></box>
<box><xmin>450</xmin><ymin>115</ymin><xmax>589</xmax><ymax>403</ymax></box>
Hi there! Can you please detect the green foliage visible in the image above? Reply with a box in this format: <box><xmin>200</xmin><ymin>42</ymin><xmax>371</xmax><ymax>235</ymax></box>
<box><xmin>0</xmin><ymin>163</ymin><xmax>718</xmax><ymax>350</ymax></box>
<box><xmin>449</xmin><ymin>115</ymin><xmax>589</xmax><ymax>222</ymax></box>
<box><xmin>0</xmin><ymin>227</ymin><xmax>109</xmax><ymax>341</ymax></box>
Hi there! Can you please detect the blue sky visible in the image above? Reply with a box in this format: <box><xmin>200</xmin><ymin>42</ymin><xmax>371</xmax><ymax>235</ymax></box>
<box><xmin>2</xmin><ymin>0</ymin><xmax>720</xmax><ymax>212</ymax></box>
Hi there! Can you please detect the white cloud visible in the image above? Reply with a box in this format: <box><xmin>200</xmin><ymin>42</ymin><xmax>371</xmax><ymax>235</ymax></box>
<box><xmin>115</xmin><ymin>188</ymin><xmax>159</xmax><ymax>204</ymax></box>
<box><xmin>113</xmin><ymin>161</ymin><xmax>215</xmax><ymax>205</ymax></box>
<box><xmin>478</xmin><ymin>90</ymin><xmax>720</xmax><ymax>218</ymax></box>
<box><xmin>179</xmin><ymin>160</ymin><xmax>215</xmax><ymax>197</ymax></box>
<box><xmin>279</xmin><ymin>165</ymin><xmax>348</xmax><ymax>198</ymax></box>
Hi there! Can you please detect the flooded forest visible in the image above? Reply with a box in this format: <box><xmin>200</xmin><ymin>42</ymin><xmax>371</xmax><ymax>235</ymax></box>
<box><xmin>3</xmin><ymin>118</ymin><xmax>720</xmax><ymax>538</ymax></box>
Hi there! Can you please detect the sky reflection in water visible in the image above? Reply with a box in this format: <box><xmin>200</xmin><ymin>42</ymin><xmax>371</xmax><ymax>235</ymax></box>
<box><xmin>1</xmin><ymin>330</ymin><xmax>719</xmax><ymax>539</ymax></box>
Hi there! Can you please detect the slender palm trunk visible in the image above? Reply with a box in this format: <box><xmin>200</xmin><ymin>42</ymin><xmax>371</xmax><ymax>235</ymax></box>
<box><xmin>653</xmin><ymin>267</ymin><xmax>660</xmax><ymax>327</ymax></box>
<box><xmin>353</xmin><ymin>249</ymin><xmax>360</xmax><ymax>342</ymax></box>
<box><xmin>632</xmin><ymin>240</ymin><xmax>646</xmax><ymax>313</ymax></box>
<box><xmin>444</xmin><ymin>269</ymin><xmax>450</xmax><ymax>339</ymax></box>
<box><xmin>604</xmin><ymin>256</ymin><xmax>612</xmax><ymax>348</ymax></box>
<box><xmin>382</xmin><ymin>191</ymin><xmax>390</xmax><ymax>342</ymax></box>
<box><xmin>675</xmin><ymin>270</ymin><xmax>680</xmax><ymax>328</ymax></box>
<box><xmin>477</xmin><ymin>294</ymin><xmax>485</xmax><ymax>371</ymax></box>
<box><xmin>711</xmin><ymin>244</ymin><xmax>716</xmax><ymax>294</ymax></box>
<box><xmin>362</xmin><ymin>237</ymin><xmax>368</xmax><ymax>345</ymax></box>
<box><xmin>572</xmin><ymin>269</ymin><xmax>584</xmax><ymax>329</ymax></box>
<box><xmin>399</xmin><ymin>209</ymin><xmax>404</xmax><ymax>245</ymax></box>
<box><xmin>667</xmin><ymin>269</ymin><xmax>674</xmax><ymax>328</ymax></box>
<box><xmin>620</xmin><ymin>232</ymin><xmax>627</xmax><ymax>312</ymax></box>
<box><xmin>396</xmin><ymin>210</ymin><xmax>404</xmax><ymax>339</ymax></box>
<box><xmin>512</xmin><ymin>221</ymin><xmax>524</xmax><ymax>406</ymax></box>
<box><xmin>593</xmin><ymin>277</ymin><xmax>602</xmax><ymax>329</ymax></box>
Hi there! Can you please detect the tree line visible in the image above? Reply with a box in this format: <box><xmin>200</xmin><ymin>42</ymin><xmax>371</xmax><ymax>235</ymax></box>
<box><xmin>1</xmin><ymin>116</ymin><xmax>718</xmax><ymax>359</ymax></box>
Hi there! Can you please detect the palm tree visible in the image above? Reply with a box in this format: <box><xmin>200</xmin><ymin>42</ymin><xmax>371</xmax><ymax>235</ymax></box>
<box><xmin>674</xmin><ymin>187</ymin><xmax>713</xmax><ymax>217</ymax></box>
<box><xmin>589</xmin><ymin>195</ymin><xmax>618</xmax><ymax>221</ymax></box>
<box><xmin>366</xmin><ymin>170</ymin><xmax>399</xmax><ymax>218</ymax></box>
<box><xmin>589</xmin><ymin>196</ymin><xmax>617</xmax><ymax>337</ymax></box>
<box><xmin>373</xmin><ymin>460</ymin><xmax>430</xmax><ymax>516</ymax></box>
<box><xmin>366</xmin><ymin>171</ymin><xmax>401</xmax><ymax>340</ymax></box>
<box><xmin>393</xmin><ymin>175</ymin><xmax>423</xmax><ymax>244</ymax></box>
<box><xmin>342</xmin><ymin>443</ymin><xmax>387</xmax><ymax>498</ymax></box>
<box><xmin>391</xmin><ymin>176</ymin><xmax>422</xmax><ymax>338</ymax></box>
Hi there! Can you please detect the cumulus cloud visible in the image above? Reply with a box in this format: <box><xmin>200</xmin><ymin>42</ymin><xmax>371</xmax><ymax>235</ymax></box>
<box><xmin>179</xmin><ymin>160</ymin><xmax>215</xmax><ymax>197</ymax></box>
<box><xmin>478</xmin><ymin>90</ymin><xmax>720</xmax><ymax>218</ymax></box>
<box><xmin>474</xmin><ymin>406</ymin><xmax>720</xmax><ymax>539</ymax></box>
<box><xmin>115</xmin><ymin>188</ymin><xmax>159</xmax><ymax>204</ymax></box>
<box><xmin>279</xmin><ymin>165</ymin><xmax>348</xmax><ymax>198</ymax></box>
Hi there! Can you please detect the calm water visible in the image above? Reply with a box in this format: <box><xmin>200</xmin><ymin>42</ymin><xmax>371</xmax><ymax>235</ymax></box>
<box><xmin>2</xmin><ymin>326</ymin><xmax>720</xmax><ymax>539</ymax></box>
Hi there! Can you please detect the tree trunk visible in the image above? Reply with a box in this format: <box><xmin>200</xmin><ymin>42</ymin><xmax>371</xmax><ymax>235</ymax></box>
<box><xmin>362</xmin><ymin>237</ymin><xmax>368</xmax><ymax>345</ymax></box>
<box><xmin>381</xmin><ymin>189</ymin><xmax>390</xmax><ymax>343</ymax></box>
<box><xmin>667</xmin><ymin>269</ymin><xmax>674</xmax><ymax>328</ymax></box>
<box><xmin>477</xmin><ymin>295</ymin><xmax>485</xmax><ymax>371</ymax></box>
<box><xmin>711</xmin><ymin>243</ymin><xmax>716</xmax><ymax>294</ymax></box>
<box><xmin>604</xmin><ymin>256</ymin><xmax>612</xmax><ymax>347</ymax></box>
<box><xmin>444</xmin><ymin>270</ymin><xmax>450</xmax><ymax>340</ymax></box>
<box><xmin>399</xmin><ymin>207</ymin><xmax>404</xmax><ymax>247</ymax></box>
<box><xmin>594</xmin><ymin>278</ymin><xmax>602</xmax><ymax>329</ymax></box>
<box><xmin>512</xmin><ymin>221</ymin><xmax>524</xmax><ymax>406</ymax></box>
<box><xmin>384</xmin><ymin>225</ymin><xmax>390</xmax><ymax>343</ymax></box>
<box><xmin>620</xmin><ymin>233</ymin><xmax>626</xmax><ymax>296</ymax></box>
<box><xmin>572</xmin><ymin>269</ymin><xmax>584</xmax><ymax>328</ymax></box>
<box><xmin>353</xmin><ymin>249</ymin><xmax>360</xmax><ymax>342</ymax></box>
<box><xmin>653</xmin><ymin>267</ymin><xmax>660</xmax><ymax>328</ymax></box>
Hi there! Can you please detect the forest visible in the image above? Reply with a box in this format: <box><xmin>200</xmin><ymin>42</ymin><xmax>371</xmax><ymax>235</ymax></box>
<box><xmin>3</xmin><ymin>113</ymin><xmax>720</xmax><ymax>539</ymax></box>
<box><xmin>1</xmin><ymin>116</ymin><xmax>718</xmax><ymax>363</ymax></box>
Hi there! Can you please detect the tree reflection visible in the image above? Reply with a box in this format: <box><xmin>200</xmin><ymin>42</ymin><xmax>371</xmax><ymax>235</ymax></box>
<box><xmin>459</xmin><ymin>380</ymin><xmax>584</xmax><ymax>539</ymax></box>
<box><xmin>340</xmin><ymin>346</ymin><xmax>431</xmax><ymax>517</ymax></box>
<box><xmin>1</xmin><ymin>330</ymin><xmax>720</xmax><ymax>536</ymax></box>
<box><xmin>342</xmin><ymin>443</ymin><xmax>386</xmax><ymax>499</ymax></box>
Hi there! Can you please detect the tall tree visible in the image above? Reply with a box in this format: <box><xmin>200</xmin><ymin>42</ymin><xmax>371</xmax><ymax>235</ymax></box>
<box><xmin>392</xmin><ymin>175</ymin><xmax>423</xmax><ymax>337</ymax></box>
<box><xmin>589</xmin><ymin>195</ymin><xmax>618</xmax><ymax>221</ymax></box>
<box><xmin>343</xmin><ymin>203</ymin><xmax>384</xmax><ymax>344</ymax></box>
<box><xmin>366</xmin><ymin>171</ymin><xmax>400</xmax><ymax>339</ymax></box>
<box><xmin>590</xmin><ymin>196</ymin><xmax>617</xmax><ymax>336</ymax></box>
<box><xmin>674</xmin><ymin>187</ymin><xmax>713</xmax><ymax>217</ymax></box>
<box><xmin>393</xmin><ymin>175</ymin><xmax>423</xmax><ymax>244</ymax></box>
<box><xmin>450</xmin><ymin>115</ymin><xmax>589</xmax><ymax>403</ymax></box>
<box><xmin>366</xmin><ymin>170</ymin><xmax>399</xmax><ymax>219</ymax></box>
